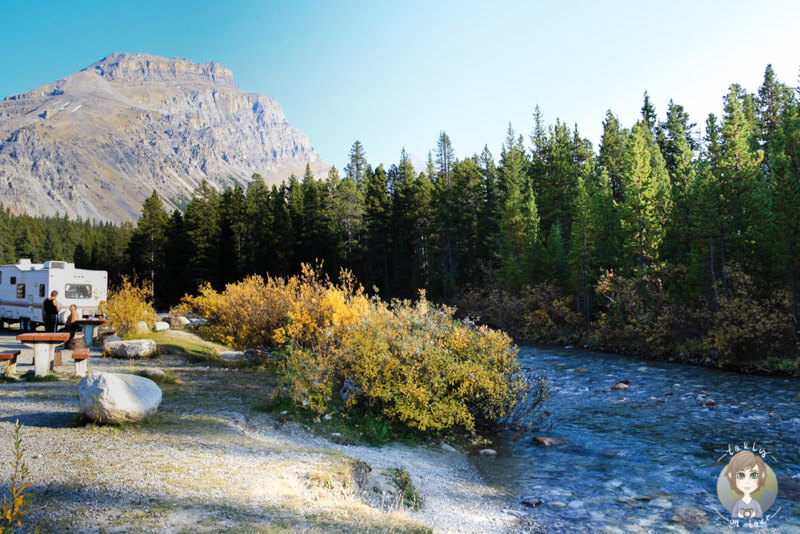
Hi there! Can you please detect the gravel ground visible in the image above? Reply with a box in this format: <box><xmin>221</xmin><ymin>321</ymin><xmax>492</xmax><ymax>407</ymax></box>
<box><xmin>0</xmin><ymin>330</ymin><xmax>537</xmax><ymax>533</ymax></box>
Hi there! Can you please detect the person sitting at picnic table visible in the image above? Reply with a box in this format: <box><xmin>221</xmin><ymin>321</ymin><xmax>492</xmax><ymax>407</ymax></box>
<box><xmin>59</xmin><ymin>304</ymin><xmax>84</xmax><ymax>349</ymax></box>
<box><xmin>42</xmin><ymin>290</ymin><xmax>61</xmax><ymax>333</ymax></box>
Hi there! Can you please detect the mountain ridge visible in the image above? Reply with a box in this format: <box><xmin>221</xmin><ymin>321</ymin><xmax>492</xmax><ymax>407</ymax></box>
<box><xmin>0</xmin><ymin>53</ymin><xmax>329</xmax><ymax>223</ymax></box>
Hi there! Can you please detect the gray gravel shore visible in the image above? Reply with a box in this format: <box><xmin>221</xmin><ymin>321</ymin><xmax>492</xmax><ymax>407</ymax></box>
<box><xmin>0</xmin><ymin>330</ymin><xmax>535</xmax><ymax>533</ymax></box>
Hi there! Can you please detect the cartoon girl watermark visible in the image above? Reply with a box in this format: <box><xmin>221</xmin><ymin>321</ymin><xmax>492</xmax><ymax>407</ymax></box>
<box><xmin>716</xmin><ymin>444</ymin><xmax>780</xmax><ymax>527</ymax></box>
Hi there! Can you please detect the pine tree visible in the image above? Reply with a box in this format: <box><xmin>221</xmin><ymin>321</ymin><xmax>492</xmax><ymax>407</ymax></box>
<box><xmin>363</xmin><ymin>164</ymin><xmax>392</xmax><ymax>293</ymax></box>
<box><xmin>183</xmin><ymin>180</ymin><xmax>221</xmax><ymax>287</ymax></box>
<box><xmin>345</xmin><ymin>140</ymin><xmax>368</xmax><ymax>186</ymax></box>
<box><xmin>598</xmin><ymin>110</ymin><xmax>628</xmax><ymax>202</ymax></box>
<box><xmin>497</xmin><ymin>125</ymin><xmax>539</xmax><ymax>290</ymax></box>
<box><xmin>244</xmin><ymin>174</ymin><xmax>272</xmax><ymax>275</ymax></box>
<box><xmin>619</xmin><ymin>122</ymin><xmax>672</xmax><ymax>272</ymax></box>
<box><xmin>219</xmin><ymin>184</ymin><xmax>247</xmax><ymax>283</ymax></box>
<box><xmin>718</xmin><ymin>84</ymin><xmax>766</xmax><ymax>279</ymax></box>
<box><xmin>658</xmin><ymin>100</ymin><xmax>698</xmax><ymax>264</ymax></box>
<box><xmin>129</xmin><ymin>190</ymin><xmax>169</xmax><ymax>299</ymax></box>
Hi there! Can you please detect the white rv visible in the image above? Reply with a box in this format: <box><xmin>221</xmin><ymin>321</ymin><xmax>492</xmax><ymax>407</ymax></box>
<box><xmin>0</xmin><ymin>259</ymin><xmax>108</xmax><ymax>330</ymax></box>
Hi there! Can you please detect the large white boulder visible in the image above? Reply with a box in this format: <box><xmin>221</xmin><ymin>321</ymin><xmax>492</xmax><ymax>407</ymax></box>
<box><xmin>78</xmin><ymin>372</ymin><xmax>162</xmax><ymax>423</ymax></box>
<box><xmin>153</xmin><ymin>321</ymin><xmax>170</xmax><ymax>332</ymax></box>
<box><xmin>104</xmin><ymin>339</ymin><xmax>158</xmax><ymax>358</ymax></box>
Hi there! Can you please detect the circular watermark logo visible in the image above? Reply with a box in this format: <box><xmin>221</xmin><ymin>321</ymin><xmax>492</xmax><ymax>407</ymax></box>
<box><xmin>716</xmin><ymin>443</ymin><xmax>780</xmax><ymax>527</ymax></box>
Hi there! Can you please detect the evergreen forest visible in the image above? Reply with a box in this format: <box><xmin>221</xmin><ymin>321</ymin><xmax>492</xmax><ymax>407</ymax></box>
<box><xmin>2</xmin><ymin>65</ymin><xmax>799</xmax><ymax>373</ymax></box>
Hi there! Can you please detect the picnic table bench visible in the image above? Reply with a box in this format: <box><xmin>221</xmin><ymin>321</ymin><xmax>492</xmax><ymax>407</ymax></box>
<box><xmin>0</xmin><ymin>350</ymin><xmax>21</xmax><ymax>377</ymax></box>
<box><xmin>71</xmin><ymin>347</ymin><xmax>90</xmax><ymax>377</ymax></box>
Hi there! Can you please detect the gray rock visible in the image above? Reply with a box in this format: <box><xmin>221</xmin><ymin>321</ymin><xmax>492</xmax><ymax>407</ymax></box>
<box><xmin>610</xmin><ymin>382</ymin><xmax>629</xmax><ymax>390</ymax></box>
<box><xmin>166</xmin><ymin>315</ymin><xmax>190</xmax><ymax>328</ymax></box>
<box><xmin>339</xmin><ymin>377</ymin><xmax>362</xmax><ymax>402</ymax></box>
<box><xmin>533</xmin><ymin>436</ymin><xmax>569</xmax><ymax>447</ymax></box>
<box><xmin>521</xmin><ymin>495</ymin><xmax>543</xmax><ymax>507</ymax></box>
<box><xmin>78</xmin><ymin>372</ymin><xmax>162</xmax><ymax>423</ymax></box>
<box><xmin>672</xmin><ymin>507</ymin><xmax>707</xmax><ymax>526</ymax></box>
<box><xmin>702</xmin><ymin>399</ymin><xmax>717</xmax><ymax>407</ymax></box>
<box><xmin>104</xmin><ymin>339</ymin><xmax>158</xmax><ymax>359</ymax></box>
<box><xmin>479</xmin><ymin>448</ymin><xmax>497</xmax><ymax>456</ymax></box>
<box><xmin>441</xmin><ymin>443</ymin><xmax>458</xmax><ymax>453</ymax></box>
<box><xmin>220</xmin><ymin>351</ymin><xmax>246</xmax><ymax>362</ymax></box>
<box><xmin>153</xmin><ymin>321</ymin><xmax>170</xmax><ymax>332</ymax></box>
<box><xmin>649</xmin><ymin>497</ymin><xmax>672</xmax><ymax>509</ymax></box>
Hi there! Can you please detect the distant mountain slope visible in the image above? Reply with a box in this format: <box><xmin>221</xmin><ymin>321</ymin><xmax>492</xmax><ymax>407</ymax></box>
<box><xmin>0</xmin><ymin>53</ymin><xmax>329</xmax><ymax>222</ymax></box>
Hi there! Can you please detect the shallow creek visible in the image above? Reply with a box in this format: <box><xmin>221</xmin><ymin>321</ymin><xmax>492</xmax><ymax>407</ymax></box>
<box><xmin>474</xmin><ymin>346</ymin><xmax>800</xmax><ymax>533</ymax></box>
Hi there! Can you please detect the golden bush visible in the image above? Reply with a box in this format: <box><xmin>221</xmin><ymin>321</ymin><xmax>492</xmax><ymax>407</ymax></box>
<box><xmin>180</xmin><ymin>274</ymin><xmax>296</xmax><ymax>349</ymax></box>
<box><xmin>185</xmin><ymin>264</ymin><xmax>533</xmax><ymax>433</ymax></box>
<box><xmin>100</xmin><ymin>276</ymin><xmax>157</xmax><ymax>337</ymax></box>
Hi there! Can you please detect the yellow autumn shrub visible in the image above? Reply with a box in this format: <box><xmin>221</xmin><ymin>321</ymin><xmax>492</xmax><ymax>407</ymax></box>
<box><xmin>180</xmin><ymin>274</ymin><xmax>294</xmax><ymax>349</ymax></box>
<box><xmin>100</xmin><ymin>276</ymin><xmax>157</xmax><ymax>337</ymax></box>
<box><xmin>349</xmin><ymin>297</ymin><xmax>526</xmax><ymax>432</ymax></box>
<box><xmin>185</xmin><ymin>263</ymin><xmax>534</xmax><ymax>434</ymax></box>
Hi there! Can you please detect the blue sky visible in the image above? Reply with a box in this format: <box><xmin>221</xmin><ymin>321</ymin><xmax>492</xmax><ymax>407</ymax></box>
<box><xmin>2</xmin><ymin>1</ymin><xmax>799</xmax><ymax>172</ymax></box>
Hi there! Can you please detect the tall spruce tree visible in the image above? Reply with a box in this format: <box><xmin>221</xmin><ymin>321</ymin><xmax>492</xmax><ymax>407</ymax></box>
<box><xmin>619</xmin><ymin>122</ymin><xmax>672</xmax><ymax>272</ymax></box>
<box><xmin>129</xmin><ymin>190</ymin><xmax>169</xmax><ymax>299</ymax></box>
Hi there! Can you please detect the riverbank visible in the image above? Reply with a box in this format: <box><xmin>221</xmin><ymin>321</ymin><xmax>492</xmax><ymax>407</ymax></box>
<box><xmin>0</xmin><ymin>330</ymin><xmax>534</xmax><ymax>534</ymax></box>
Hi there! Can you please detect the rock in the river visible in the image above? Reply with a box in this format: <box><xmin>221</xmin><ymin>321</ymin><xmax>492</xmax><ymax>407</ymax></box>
<box><xmin>479</xmin><ymin>448</ymin><xmax>497</xmax><ymax>455</ymax></box>
<box><xmin>610</xmin><ymin>382</ymin><xmax>629</xmax><ymax>390</ymax></box>
<box><xmin>441</xmin><ymin>443</ymin><xmax>458</xmax><ymax>453</ymax></box>
<box><xmin>153</xmin><ymin>321</ymin><xmax>170</xmax><ymax>332</ymax></box>
<box><xmin>521</xmin><ymin>495</ymin><xmax>543</xmax><ymax>507</ymax></box>
<box><xmin>702</xmin><ymin>399</ymin><xmax>717</xmax><ymax>407</ymax></box>
<box><xmin>78</xmin><ymin>372</ymin><xmax>162</xmax><ymax>423</ymax></box>
<box><xmin>649</xmin><ymin>497</ymin><xmax>672</xmax><ymax>509</ymax></box>
<box><xmin>103</xmin><ymin>339</ymin><xmax>158</xmax><ymax>358</ymax></box>
<box><xmin>132</xmin><ymin>321</ymin><xmax>150</xmax><ymax>335</ymax></box>
<box><xmin>533</xmin><ymin>436</ymin><xmax>569</xmax><ymax>447</ymax></box>
<box><xmin>673</xmin><ymin>507</ymin><xmax>707</xmax><ymax>526</ymax></box>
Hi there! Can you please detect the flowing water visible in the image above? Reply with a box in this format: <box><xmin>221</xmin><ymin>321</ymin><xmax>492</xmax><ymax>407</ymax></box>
<box><xmin>474</xmin><ymin>346</ymin><xmax>800</xmax><ymax>533</ymax></box>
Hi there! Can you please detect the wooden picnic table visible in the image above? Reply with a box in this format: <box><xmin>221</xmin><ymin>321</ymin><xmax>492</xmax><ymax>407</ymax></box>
<box><xmin>16</xmin><ymin>332</ymin><xmax>71</xmax><ymax>377</ymax></box>
<box><xmin>71</xmin><ymin>317</ymin><xmax>107</xmax><ymax>346</ymax></box>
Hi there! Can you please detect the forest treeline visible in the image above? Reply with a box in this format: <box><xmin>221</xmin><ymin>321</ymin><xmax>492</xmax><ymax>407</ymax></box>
<box><xmin>2</xmin><ymin>65</ymin><xmax>799</xmax><ymax>372</ymax></box>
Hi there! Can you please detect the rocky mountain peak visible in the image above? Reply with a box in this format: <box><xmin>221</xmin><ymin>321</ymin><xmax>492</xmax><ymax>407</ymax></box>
<box><xmin>88</xmin><ymin>53</ymin><xmax>237</xmax><ymax>87</ymax></box>
<box><xmin>0</xmin><ymin>54</ymin><xmax>328</xmax><ymax>223</ymax></box>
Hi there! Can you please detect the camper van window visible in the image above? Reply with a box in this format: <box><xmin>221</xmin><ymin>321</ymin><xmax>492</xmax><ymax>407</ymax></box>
<box><xmin>16</xmin><ymin>284</ymin><xmax>25</xmax><ymax>299</ymax></box>
<box><xmin>39</xmin><ymin>284</ymin><xmax>45</xmax><ymax>298</ymax></box>
<box><xmin>65</xmin><ymin>284</ymin><xmax>92</xmax><ymax>300</ymax></box>
<box><xmin>10</xmin><ymin>276</ymin><xmax>15</xmax><ymax>284</ymax></box>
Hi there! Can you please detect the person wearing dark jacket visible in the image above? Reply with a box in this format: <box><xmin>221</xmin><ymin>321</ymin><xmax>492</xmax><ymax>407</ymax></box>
<box><xmin>42</xmin><ymin>290</ymin><xmax>61</xmax><ymax>332</ymax></box>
